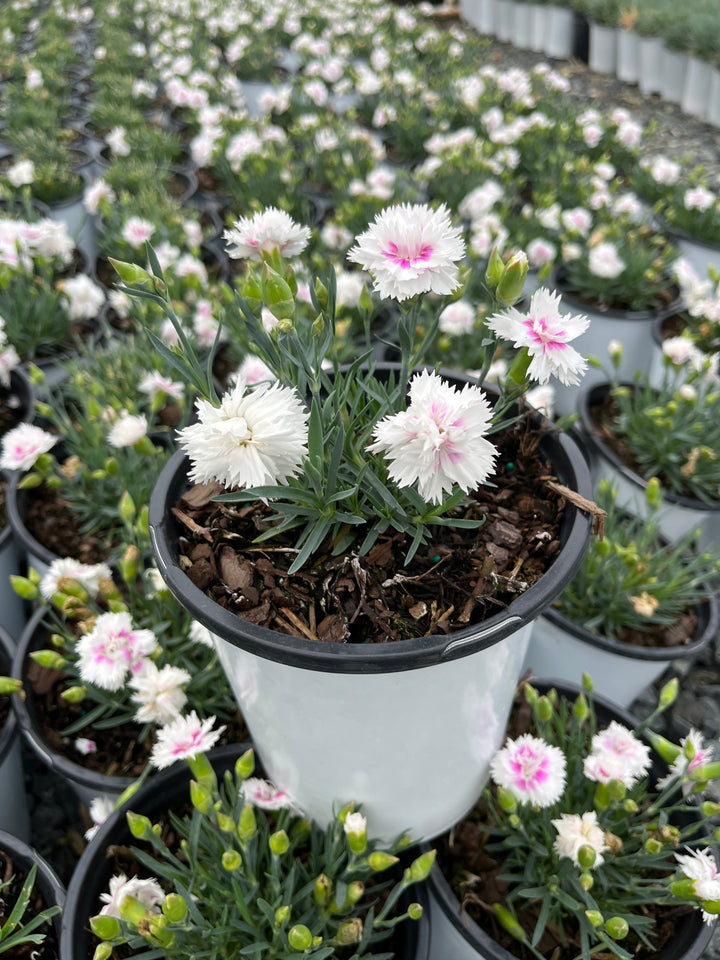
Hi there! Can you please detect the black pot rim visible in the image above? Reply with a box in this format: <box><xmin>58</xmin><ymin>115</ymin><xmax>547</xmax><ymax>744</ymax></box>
<box><xmin>552</xmin><ymin>266</ymin><xmax>684</xmax><ymax>322</ymax></box>
<box><xmin>541</xmin><ymin>584</ymin><xmax>718</xmax><ymax>661</ymax></box>
<box><xmin>578</xmin><ymin>380</ymin><xmax>720</xmax><ymax>513</ymax></box>
<box><xmin>61</xmin><ymin>740</ymin><xmax>429</xmax><ymax>960</ymax></box>
<box><xmin>0</xmin><ymin>828</ymin><xmax>66</xmax><ymax>934</ymax></box>
<box><xmin>149</xmin><ymin>369</ymin><xmax>593</xmax><ymax>674</ymax></box>
<box><xmin>423</xmin><ymin>678</ymin><xmax>716</xmax><ymax>960</ymax></box>
<box><xmin>11</xmin><ymin>605</ymin><xmax>137</xmax><ymax>793</ymax></box>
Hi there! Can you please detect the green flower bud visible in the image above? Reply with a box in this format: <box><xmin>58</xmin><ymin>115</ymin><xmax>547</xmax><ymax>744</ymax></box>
<box><xmin>408</xmin><ymin>902</ymin><xmax>423</xmax><ymax>921</ymax></box>
<box><xmin>582</xmin><ymin>673</ymin><xmax>594</xmax><ymax>693</ymax></box>
<box><xmin>29</xmin><ymin>649</ymin><xmax>66</xmax><ymax>670</ymax></box>
<box><xmin>162</xmin><ymin>893</ymin><xmax>188</xmax><ymax>922</ymax></box>
<box><xmin>578</xmin><ymin>845</ymin><xmax>597</xmax><ymax>870</ymax></box>
<box><xmin>242</xmin><ymin>270</ymin><xmax>264</xmax><ymax>312</ymax></box>
<box><xmin>579</xmin><ymin>872</ymin><xmax>594</xmax><ymax>891</ymax></box>
<box><xmin>367</xmin><ymin>851</ymin><xmax>399</xmax><ymax>872</ymax></box>
<box><xmin>608</xmin><ymin>779</ymin><xmax>626</xmax><ymax>801</ymax></box>
<box><xmin>147</xmin><ymin>914</ymin><xmax>175</xmax><ymax>946</ymax></box>
<box><xmin>334</xmin><ymin>919</ymin><xmax>363</xmax><ymax>946</ymax></box>
<box><xmin>497</xmin><ymin>786</ymin><xmax>517</xmax><ymax>813</ymax></box>
<box><xmin>644</xmin><ymin>838</ymin><xmax>663</xmax><ymax>854</ymax></box>
<box><xmin>314</xmin><ymin>874</ymin><xmax>332</xmax><ymax>906</ymax></box>
<box><xmin>127</xmin><ymin>812</ymin><xmax>153</xmax><ymax>839</ymax></box>
<box><xmin>647</xmin><ymin>731</ymin><xmax>682</xmax><ymax>764</ymax></box>
<box><xmin>607</xmin><ymin>339</ymin><xmax>623</xmax><ymax>366</ymax></box>
<box><xmin>0</xmin><ymin>676</ymin><xmax>23</xmax><ymax>695</ymax></box>
<box><xmin>594</xmin><ymin>782</ymin><xmax>611</xmax><ymax>811</ymax></box>
<box><xmin>312</xmin><ymin>936</ymin><xmax>323</xmax><ymax>948</ymax></box>
<box><xmin>90</xmin><ymin>915</ymin><xmax>122</xmax><ymax>940</ymax></box>
<box><xmin>684</xmin><ymin>737</ymin><xmax>697</xmax><ymax>761</ymax></box>
<box><xmin>275</xmin><ymin>905</ymin><xmax>291</xmax><ymax>926</ymax></box>
<box><xmin>119</xmin><ymin>894</ymin><xmax>148</xmax><ymax>927</ymax></box>
<box><xmin>235</xmin><ymin>748</ymin><xmax>255</xmax><ymax>781</ymax></box>
<box><xmin>190</xmin><ymin>780</ymin><xmax>213</xmax><ymax>814</ymax></box>
<box><xmin>270</xmin><ymin>830</ymin><xmax>290</xmax><ymax>856</ymax></box>
<box><xmin>659</xmin><ymin>678</ymin><xmax>678</xmax><ymax>710</ymax></box>
<box><xmin>109</xmin><ymin>258</ymin><xmax>152</xmax><ymax>284</ymax></box>
<box><xmin>700</xmin><ymin>900</ymin><xmax>720</xmax><ymax>916</ymax></box>
<box><xmin>288</xmin><ymin>924</ymin><xmax>313</xmax><ymax>951</ymax></box>
<box><xmin>10</xmin><ymin>575</ymin><xmax>39</xmax><ymax>600</ymax></box>
<box><xmin>509</xmin><ymin>813</ymin><xmax>521</xmax><ymax>828</ymax></box>
<box><xmin>485</xmin><ymin>245</ymin><xmax>505</xmax><ymax>289</ymax></box>
<box><xmin>623</xmin><ymin>798</ymin><xmax>639</xmax><ymax>813</ymax></box>
<box><xmin>345</xmin><ymin>881</ymin><xmax>365</xmax><ymax>906</ymax></box>
<box><xmin>263</xmin><ymin>266</ymin><xmax>295</xmax><ymax>320</ymax></box>
<box><xmin>701</xmin><ymin>801</ymin><xmax>720</xmax><ymax>816</ymax></box>
<box><xmin>645</xmin><ymin>477</ymin><xmax>663</xmax><ymax>509</ymax></box>
<box><xmin>60</xmin><ymin>685</ymin><xmax>87</xmax><ymax>703</ymax></box>
<box><xmin>573</xmin><ymin>692</ymin><xmax>589</xmax><ymax>720</ymax></box>
<box><xmin>222</xmin><ymin>849</ymin><xmax>242</xmax><ymax>871</ymax></box>
<box><xmin>671</xmin><ymin>879</ymin><xmax>698</xmax><ymax>898</ymax></box>
<box><xmin>605</xmin><ymin>917</ymin><xmax>629</xmax><ymax>940</ymax></box>
<box><xmin>104</xmin><ymin>456</ymin><xmax>118</xmax><ymax>475</ymax></box>
<box><xmin>237</xmin><ymin>802</ymin><xmax>257</xmax><ymax>840</ymax></box>
<box><xmin>314</xmin><ymin>277</ymin><xmax>329</xmax><ymax>309</ymax></box>
<box><xmin>136</xmin><ymin>504</ymin><xmax>149</xmax><ymax>536</ymax></box>
<box><xmin>93</xmin><ymin>942</ymin><xmax>114</xmax><ymax>960</ymax></box>
<box><xmin>689</xmin><ymin>761</ymin><xmax>720</xmax><ymax>782</ymax></box>
<box><xmin>494</xmin><ymin>904</ymin><xmax>526</xmax><ymax>942</ymax></box>
<box><xmin>344</xmin><ymin>812</ymin><xmax>367</xmax><ymax>855</ymax></box>
<box><xmin>524</xmin><ymin>682</ymin><xmax>538</xmax><ymax>704</ymax></box>
<box><xmin>534</xmin><ymin>695</ymin><xmax>553</xmax><ymax>722</ymax></box>
<box><xmin>406</xmin><ymin>849</ymin><xmax>436</xmax><ymax>883</ymax></box>
<box><xmin>585</xmin><ymin>910</ymin><xmax>604</xmax><ymax>928</ymax></box>
<box><xmin>496</xmin><ymin>251</ymin><xmax>529</xmax><ymax>305</ymax></box>
<box><xmin>119</xmin><ymin>490</ymin><xmax>136</xmax><ymax>524</ymax></box>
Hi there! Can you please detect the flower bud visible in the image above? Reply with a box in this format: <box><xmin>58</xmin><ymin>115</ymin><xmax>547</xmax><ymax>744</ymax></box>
<box><xmin>496</xmin><ymin>252</ymin><xmax>528</xmax><ymax>306</ymax></box>
<box><xmin>494</xmin><ymin>904</ymin><xmax>526</xmax><ymax>942</ymax></box>
<box><xmin>90</xmin><ymin>915</ymin><xmax>122</xmax><ymax>940</ymax></box>
<box><xmin>367</xmin><ymin>851</ymin><xmax>399</xmax><ymax>872</ymax></box>
<box><xmin>0</xmin><ymin>677</ymin><xmax>23</xmax><ymax>695</ymax></box>
<box><xmin>671</xmin><ymin>878</ymin><xmax>698</xmax><ymax>898</ymax></box>
<box><xmin>119</xmin><ymin>490</ymin><xmax>136</xmax><ymax>524</ymax></box>
<box><xmin>534</xmin><ymin>695</ymin><xmax>553</xmax><ymax>722</ymax></box>
<box><xmin>235</xmin><ymin>748</ymin><xmax>255</xmax><ymax>781</ymax></box>
<box><xmin>126</xmin><ymin>811</ymin><xmax>152</xmax><ymax>839</ymax></box>
<box><xmin>119</xmin><ymin>894</ymin><xmax>148</xmax><ymax>927</ymax></box>
<box><xmin>700</xmin><ymin>900</ymin><xmax>720</xmax><ymax>916</ymax></box>
<box><xmin>701</xmin><ymin>801</ymin><xmax>720</xmax><ymax>816</ymax></box>
<box><xmin>585</xmin><ymin>910</ymin><xmax>604</xmax><ymax>928</ymax></box>
<box><xmin>275</xmin><ymin>905</ymin><xmax>291</xmax><ymax>926</ymax></box>
<box><xmin>314</xmin><ymin>874</ymin><xmax>332</xmax><ymax>906</ymax></box>
<box><xmin>605</xmin><ymin>917</ymin><xmax>629</xmax><ymax>940</ymax></box>
<box><xmin>485</xmin><ymin>246</ymin><xmax>505</xmax><ymax>289</ymax></box>
<box><xmin>60</xmin><ymin>685</ymin><xmax>87</xmax><ymax>703</ymax></box>
<box><xmin>10</xmin><ymin>575</ymin><xmax>39</xmax><ymax>600</ymax></box>
<box><xmin>136</xmin><ymin>504</ymin><xmax>149</xmax><ymax>536</ymax></box>
<box><xmin>222</xmin><ymin>849</ymin><xmax>242</xmax><ymax>871</ymax></box>
<box><xmin>408</xmin><ymin>902</ymin><xmax>423</xmax><ymax>921</ymax></box>
<box><xmin>509</xmin><ymin>813</ymin><xmax>521</xmax><ymax>828</ymax></box>
<box><xmin>237</xmin><ymin>801</ymin><xmax>257</xmax><ymax>840</ymax></box>
<box><xmin>190</xmin><ymin>780</ymin><xmax>213</xmax><ymax>814</ymax></box>
<box><xmin>120</xmin><ymin>545</ymin><xmax>141</xmax><ymax>583</ymax></box>
<box><xmin>263</xmin><ymin>266</ymin><xmax>295</xmax><ymax>320</ymax></box>
<box><xmin>288</xmin><ymin>924</ymin><xmax>313</xmax><ymax>951</ymax></box>
<box><xmin>658</xmin><ymin>677</ymin><xmax>678</xmax><ymax>710</ymax></box>
<box><xmin>647</xmin><ymin>731</ymin><xmax>681</xmax><ymax>764</ymax></box>
<box><xmin>578</xmin><ymin>845</ymin><xmax>597</xmax><ymax>870</ymax></box>
<box><xmin>93</xmin><ymin>943</ymin><xmax>114</xmax><ymax>960</ymax></box>
<box><xmin>579</xmin><ymin>872</ymin><xmax>593</xmax><ymax>891</ymax></box>
<box><xmin>314</xmin><ymin>277</ymin><xmax>329</xmax><ymax>309</ymax></box>
<box><xmin>645</xmin><ymin>477</ymin><xmax>662</xmax><ymax>509</ymax></box>
<box><xmin>689</xmin><ymin>762</ymin><xmax>720</xmax><ymax>782</ymax></box>
<box><xmin>345</xmin><ymin>881</ymin><xmax>364</xmax><ymax>905</ymax></box>
<box><xmin>684</xmin><ymin>737</ymin><xmax>697</xmax><ymax>762</ymax></box>
<box><xmin>343</xmin><ymin>811</ymin><xmax>367</xmax><ymax>855</ymax></box>
<box><xmin>270</xmin><ymin>830</ymin><xmax>290</xmax><ymax>856</ymax></box>
<box><xmin>594</xmin><ymin>782</ymin><xmax>611</xmax><ymax>811</ymax></box>
<box><xmin>18</xmin><ymin>472</ymin><xmax>43</xmax><ymax>490</ymax></box>
<box><xmin>623</xmin><ymin>799</ymin><xmax>639</xmax><ymax>813</ymax></box>
<box><xmin>405</xmin><ymin>849</ymin><xmax>436</xmax><ymax>883</ymax></box>
<box><xmin>644</xmin><ymin>838</ymin><xmax>663</xmax><ymax>854</ymax></box>
<box><xmin>110</xmin><ymin>258</ymin><xmax>152</xmax><ymax>284</ymax></box>
<box><xmin>573</xmin><ymin>692</ymin><xmax>589</xmax><ymax>720</ymax></box>
<box><xmin>582</xmin><ymin>673</ymin><xmax>593</xmax><ymax>693</ymax></box>
<box><xmin>497</xmin><ymin>786</ymin><xmax>517</xmax><ymax>813</ymax></box>
<box><xmin>608</xmin><ymin>779</ymin><xmax>626</xmax><ymax>801</ymax></box>
<box><xmin>336</xmin><ymin>919</ymin><xmax>364</xmax><ymax>946</ymax></box>
<box><xmin>30</xmin><ymin>649</ymin><xmax>66</xmax><ymax>671</ymax></box>
<box><xmin>607</xmin><ymin>339</ymin><xmax>623</xmax><ymax>366</ymax></box>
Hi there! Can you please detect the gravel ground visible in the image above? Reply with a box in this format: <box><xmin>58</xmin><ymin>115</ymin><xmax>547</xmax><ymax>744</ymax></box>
<box><xmin>20</xmin><ymin>26</ymin><xmax>720</xmax><ymax>955</ymax></box>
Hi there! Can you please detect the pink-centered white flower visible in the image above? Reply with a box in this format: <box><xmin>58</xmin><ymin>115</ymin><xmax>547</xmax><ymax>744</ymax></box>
<box><xmin>490</xmin><ymin>733</ymin><xmax>567</xmax><ymax>807</ymax></box>
<box><xmin>150</xmin><ymin>711</ymin><xmax>225</xmax><ymax>769</ymax></box>
<box><xmin>0</xmin><ymin>423</ymin><xmax>56</xmax><ymax>472</ymax></box>
<box><xmin>588</xmin><ymin>242</ymin><xmax>626</xmax><ymax>279</ymax></box>
<box><xmin>138</xmin><ymin>370</ymin><xmax>184</xmax><ymax>400</ymax></box>
<box><xmin>657</xmin><ymin>729</ymin><xmax>713</xmax><ymax>792</ymax></box>
<box><xmin>675</xmin><ymin>848</ymin><xmax>720</xmax><ymax>923</ymax></box>
<box><xmin>130</xmin><ymin>662</ymin><xmax>192</xmax><ymax>725</ymax></box>
<box><xmin>75</xmin><ymin>611</ymin><xmax>159</xmax><ymax>692</ymax></box>
<box><xmin>552</xmin><ymin>811</ymin><xmax>608</xmax><ymax>868</ymax></box>
<box><xmin>241</xmin><ymin>777</ymin><xmax>295</xmax><ymax>810</ymax></box>
<box><xmin>178</xmin><ymin>376</ymin><xmax>309</xmax><ymax>489</ymax></box>
<box><xmin>486</xmin><ymin>288</ymin><xmax>589</xmax><ymax>386</ymax></box>
<box><xmin>85</xmin><ymin>795</ymin><xmax>115</xmax><ymax>841</ymax></box>
<box><xmin>99</xmin><ymin>874</ymin><xmax>164</xmax><ymax>919</ymax></box>
<box><xmin>438</xmin><ymin>299</ymin><xmax>475</xmax><ymax>336</ymax></box>
<box><xmin>40</xmin><ymin>557</ymin><xmax>112</xmax><ymax>600</ymax></box>
<box><xmin>108</xmin><ymin>412</ymin><xmax>148</xmax><ymax>448</ymax></box>
<box><xmin>0</xmin><ymin>344</ymin><xmax>20</xmax><ymax>388</ymax></box>
<box><xmin>583</xmin><ymin>721</ymin><xmax>651</xmax><ymax>788</ymax></box>
<box><xmin>224</xmin><ymin>207</ymin><xmax>311</xmax><ymax>260</ymax></box>
<box><xmin>61</xmin><ymin>274</ymin><xmax>105</xmax><ymax>320</ymax></box>
<box><xmin>347</xmin><ymin>203</ymin><xmax>465</xmax><ymax>301</ymax></box>
<box><xmin>121</xmin><ymin>216</ymin><xmax>155</xmax><ymax>249</ymax></box>
<box><xmin>367</xmin><ymin>370</ymin><xmax>497</xmax><ymax>504</ymax></box>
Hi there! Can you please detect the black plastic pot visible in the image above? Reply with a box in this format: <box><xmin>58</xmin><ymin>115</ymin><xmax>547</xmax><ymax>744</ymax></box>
<box><xmin>0</xmin><ymin>624</ymin><xmax>30</xmax><ymax>839</ymax></box>
<box><xmin>60</xmin><ymin>742</ymin><xmax>430</xmax><ymax>960</ymax></box>
<box><xmin>424</xmin><ymin>681</ymin><xmax>716</xmax><ymax>960</ymax></box>
<box><xmin>0</xmin><ymin>828</ymin><xmax>65</xmax><ymax>952</ymax></box>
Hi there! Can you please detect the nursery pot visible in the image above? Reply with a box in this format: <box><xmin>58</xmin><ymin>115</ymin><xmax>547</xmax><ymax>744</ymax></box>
<box><xmin>588</xmin><ymin>22</ymin><xmax>617</xmax><ymax>75</ymax></box>
<box><xmin>0</xmin><ymin>828</ymin><xmax>65</xmax><ymax>950</ymax></box>
<box><xmin>149</xmin><ymin>369</ymin><xmax>592</xmax><ymax>842</ymax></box>
<box><xmin>423</xmin><ymin>682</ymin><xmax>717</xmax><ymax>960</ymax></box>
<box><xmin>0</xmin><ymin>625</ymin><xmax>30</xmax><ymax>840</ymax></box>
<box><xmin>549</xmin><ymin>269</ymin><xmax>683</xmax><ymax>417</ymax></box>
<box><xmin>6</xmin><ymin>468</ymin><xmax>61</xmax><ymax>581</ymax></box>
<box><xmin>578</xmin><ymin>381</ymin><xmax>720</xmax><ymax>553</ymax></box>
<box><xmin>11</xmin><ymin>605</ymin><xmax>137</xmax><ymax>808</ymax></box>
<box><xmin>616</xmin><ymin>28</ymin><xmax>639</xmax><ymax>84</ymax></box>
<box><xmin>666</xmin><ymin>226</ymin><xmax>720</xmax><ymax>284</ymax></box>
<box><xmin>60</xmin><ymin>742</ymin><xmax>430</xmax><ymax>960</ymax></box>
<box><xmin>524</xmin><ymin>589</ymin><xmax>718</xmax><ymax>708</ymax></box>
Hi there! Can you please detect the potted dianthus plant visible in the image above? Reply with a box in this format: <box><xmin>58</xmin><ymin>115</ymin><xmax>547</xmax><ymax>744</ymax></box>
<box><xmin>112</xmin><ymin>203</ymin><xmax>593</xmax><ymax>841</ymax></box>
<box><xmin>62</xmin><ymin>741</ymin><xmax>432</xmax><ymax>960</ymax></box>
<box><xmin>578</xmin><ymin>343</ymin><xmax>720</xmax><ymax>553</ymax></box>
<box><xmin>525</xmin><ymin>478</ymin><xmax>720</xmax><ymax>706</ymax></box>
<box><xmin>426</xmin><ymin>677</ymin><xmax>720</xmax><ymax>960</ymax></box>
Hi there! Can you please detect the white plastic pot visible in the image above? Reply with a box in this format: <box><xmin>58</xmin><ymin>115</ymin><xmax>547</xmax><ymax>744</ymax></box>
<box><xmin>638</xmin><ymin>35</ymin><xmax>664</xmax><ymax>95</ymax></box>
<box><xmin>681</xmin><ymin>56</ymin><xmax>712</xmax><ymax>119</ymax></box>
<box><xmin>529</xmin><ymin>3</ymin><xmax>547</xmax><ymax>51</ymax></box>
<box><xmin>494</xmin><ymin>0</ymin><xmax>515</xmax><ymax>42</ymax></box>
<box><xmin>525</xmin><ymin>596</ymin><xmax>717</xmax><ymax>708</ymax></box>
<box><xmin>149</xmin><ymin>379</ymin><xmax>592</xmax><ymax>842</ymax></box>
<box><xmin>511</xmin><ymin>3</ymin><xmax>532</xmax><ymax>49</ymax></box>
<box><xmin>616</xmin><ymin>29</ymin><xmax>639</xmax><ymax>84</ymax></box>
<box><xmin>578</xmin><ymin>381</ymin><xmax>720</xmax><ymax>553</ymax></box>
<box><xmin>543</xmin><ymin>5</ymin><xmax>575</xmax><ymax>59</ymax></box>
<box><xmin>660</xmin><ymin>47</ymin><xmax>689</xmax><ymax>103</ymax></box>
<box><xmin>589</xmin><ymin>22</ymin><xmax>617</xmax><ymax>75</ymax></box>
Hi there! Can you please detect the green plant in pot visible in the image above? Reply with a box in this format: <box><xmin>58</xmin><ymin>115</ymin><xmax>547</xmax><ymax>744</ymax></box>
<box><xmin>110</xmin><ymin>203</ymin><xmax>594</xmax><ymax>841</ymax></box>
<box><xmin>525</xmin><ymin>477</ymin><xmax>720</xmax><ymax>706</ymax></box>
<box><xmin>427</xmin><ymin>677</ymin><xmax>720</xmax><ymax>960</ymax></box>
